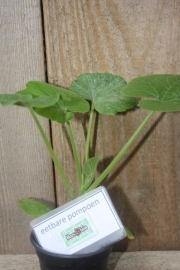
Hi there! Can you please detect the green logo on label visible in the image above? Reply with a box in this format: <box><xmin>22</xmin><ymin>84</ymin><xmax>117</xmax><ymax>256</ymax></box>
<box><xmin>61</xmin><ymin>218</ymin><xmax>94</xmax><ymax>247</ymax></box>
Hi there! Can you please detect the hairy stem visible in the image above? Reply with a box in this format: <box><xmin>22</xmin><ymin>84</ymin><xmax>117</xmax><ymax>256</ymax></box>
<box><xmin>66</xmin><ymin>121</ymin><xmax>82</xmax><ymax>191</ymax></box>
<box><xmin>81</xmin><ymin>103</ymin><xmax>95</xmax><ymax>190</ymax></box>
<box><xmin>84</xmin><ymin>103</ymin><xmax>95</xmax><ymax>162</ymax></box>
<box><xmin>87</xmin><ymin>111</ymin><xmax>154</xmax><ymax>191</ymax></box>
<box><xmin>29</xmin><ymin>108</ymin><xmax>75</xmax><ymax>199</ymax></box>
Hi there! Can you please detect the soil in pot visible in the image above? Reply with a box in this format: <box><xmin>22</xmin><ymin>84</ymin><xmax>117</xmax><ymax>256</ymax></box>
<box><xmin>30</xmin><ymin>232</ymin><xmax>112</xmax><ymax>270</ymax></box>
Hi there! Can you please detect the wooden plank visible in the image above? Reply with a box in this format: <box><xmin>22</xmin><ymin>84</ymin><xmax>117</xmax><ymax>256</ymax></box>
<box><xmin>1</xmin><ymin>252</ymin><xmax>180</xmax><ymax>270</ymax></box>
<box><xmin>0</xmin><ymin>1</ymin><xmax>55</xmax><ymax>253</ymax></box>
<box><xmin>42</xmin><ymin>0</ymin><xmax>180</xmax><ymax>252</ymax></box>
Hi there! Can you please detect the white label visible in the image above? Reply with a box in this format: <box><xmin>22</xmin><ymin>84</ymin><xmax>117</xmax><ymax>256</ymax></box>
<box><xmin>30</xmin><ymin>186</ymin><xmax>126</xmax><ymax>254</ymax></box>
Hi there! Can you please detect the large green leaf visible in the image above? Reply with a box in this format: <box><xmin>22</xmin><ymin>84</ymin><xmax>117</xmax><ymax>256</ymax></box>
<box><xmin>121</xmin><ymin>74</ymin><xmax>180</xmax><ymax>112</ymax></box>
<box><xmin>28</xmin><ymin>95</ymin><xmax>60</xmax><ymax>108</ymax></box>
<box><xmin>70</xmin><ymin>73</ymin><xmax>135</xmax><ymax>115</ymax></box>
<box><xmin>0</xmin><ymin>94</ymin><xmax>59</xmax><ymax>109</ymax></box>
<box><xmin>17</xmin><ymin>81</ymin><xmax>89</xmax><ymax>123</ymax></box>
<box><xmin>18</xmin><ymin>198</ymin><xmax>51</xmax><ymax>217</ymax></box>
<box><xmin>18</xmin><ymin>81</ymin><xmax>90</xmax><ymax>113</ymax></box>
<box><xmin>0</xmin><ymin>94</ymin><xmax>32</xmax><ymax>106</ymax></box>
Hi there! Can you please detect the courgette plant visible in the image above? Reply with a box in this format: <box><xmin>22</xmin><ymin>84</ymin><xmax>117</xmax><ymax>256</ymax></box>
<box><xmin>1</xmin><ymin>73</ymin><xmax>180</xmax><ymax>240</ymax></box>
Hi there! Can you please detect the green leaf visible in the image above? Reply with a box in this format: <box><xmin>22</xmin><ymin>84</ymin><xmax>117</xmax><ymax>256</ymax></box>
<box><xmin>34</xmin><ymin>105</ymin><xmax>74</xmax><ymax>124</ymax></box>
<box><xmin>0</xmin><ymin>94</ymin><xmax>32</xmax><ymax>106</ymax></box>
<box><xmin>18</xmin><ymin>81</ymin><xmax>90</xmax><ymax>113</ymax></box>
<box><xmin>17</xmin><ymin>81</ymin><xmax>89</xmax><ymax>123</ymax></box>
<box><xmin>29</xmin><ymin>95</ymin><xmax>60</xmax><ymax>108</ymax></box>
<box><xmin>18</xmin><ymin>198</ymin><xmax>51</xmax><ymax>217</ymax></box>
<box><xmin>82</xmin><ymin>157</ymin><xmax>99</xmax><ymax>189</ymax></box>
<box><xmin>0</xmin><ymin>93</ymin><xmax>59</xmax><ymax>109</ymax></box>
<box><xmin>83</xmin><ymin>157</ymin><xmax>99</xmax><ymax>177</ymax></box>
<box><xmin>124</xmin><ymin>226</ymin><xmax>135</xmax><ymax>240</ymax></box>
<box><xmin>121</xmin><ymin>74</ymin><xmax>180</xmax><ymax>112</ymax></box>
<box><xmin>70</xmin><ymin>73</ymin><xmax>135</xmax><ymax>115</ymax></box>
<box><xmin>65</xmin><ymin>112</ymin><xmax>74</xmax><ymax>122</ymax></box>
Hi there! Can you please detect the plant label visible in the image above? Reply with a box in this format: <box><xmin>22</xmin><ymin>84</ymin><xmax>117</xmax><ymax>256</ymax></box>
<box><xmin>30</xmin><ymin>186</ymin><xmax>126</xmax><ymax>255</ymax></box>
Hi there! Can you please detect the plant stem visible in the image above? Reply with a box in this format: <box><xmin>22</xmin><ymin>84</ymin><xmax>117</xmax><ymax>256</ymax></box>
<box><xmin>87</xmin><ymin>111</ymin><xmax>154</xmax><ymax>192</ymax></box>
<box><xmin>81</xmin><ymin>103</ymin><xmax>95</xmax><ymax>190</ymax></box>
<box><xmin>29</xmin><ymin>108</ymin><xmax>75</xmax><ymax>199</ymax></box>
<box><xmin>66</xmin><ymin>121</ymin><xmax>82</xmax><ymax>190</ymax></box>
<box><xmin>84</xmin><ymin>103</ymin><xmax>95</xmax><ymax>162</ymax></box>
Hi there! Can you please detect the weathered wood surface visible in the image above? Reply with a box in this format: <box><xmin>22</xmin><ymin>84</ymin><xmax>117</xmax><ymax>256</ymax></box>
<box><xmin>0</xmin><ymin>0</ymin><xmax>55</xmax><ymax>253</ymax></box>
<box><xmin>1</xmin><ymin>0</ymin><xmax>180</xmax><ymax>256</ymax></box>
<box><xmin>42</xmin><ymin>0</ymin><xmax>180</xmax><ymax>252</ymax></box>
<box><xmin>1</xmin><ymin>252</ymin><xmax>180</xmax><ymax>270</ymax></box>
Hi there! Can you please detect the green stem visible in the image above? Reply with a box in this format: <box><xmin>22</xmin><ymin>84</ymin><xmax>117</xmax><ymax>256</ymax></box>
<box><xmin>81</xmin><ymin>103</ymin><xmax>95</xmax><ymax>191</ymax></box>
<box><xmin>29</xmin><ymin>108</ymin><xmax>75</xmax><ymax>199</ymax></box>
<box><xmin>87</xmin><ymin>111</ymin><xmax>154</xmax><ymax>192</ymax></box>
<box><xmin>84</xmin><ymin>103</ymin><xmax>95</xmax><ymax>162</ymax></box>
<box><xmin>66</xmin><ymin>121</ymin><xmax>82</xmax><ymax>190</ymax></box>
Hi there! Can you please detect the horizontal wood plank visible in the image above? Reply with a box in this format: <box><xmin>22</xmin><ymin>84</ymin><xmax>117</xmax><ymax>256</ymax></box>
<box><xmin>0</xmin><ymin>252</ymin><xmax>180</xmax><ymax>270</ymax></box>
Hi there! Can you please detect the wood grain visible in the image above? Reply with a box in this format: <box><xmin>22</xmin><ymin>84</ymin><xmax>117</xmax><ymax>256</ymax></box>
<box><xmin>42</xmin><ymin>0</ymin><xmax>180</xmax><ymax>252</ymax></box>
<box><xmin>0</xmin><ymin>0</ymin><xmax>55</xmax><ymax>253</ymax></box>
<box><xmin>1</xmin><ymin>252</ymin><xmax>180</xmax><ymax>270</ymax></box>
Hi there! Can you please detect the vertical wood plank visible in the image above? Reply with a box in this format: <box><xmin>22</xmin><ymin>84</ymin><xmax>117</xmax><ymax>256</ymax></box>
<box><xmin>42</xmin><ymin>0</ymin><xmax>180</xmax><ymax>251</ymax></box>
<box><xmin>0</xmin><ymin>0</ymin><xmax>55</xmax><ymax>253</ymax></box>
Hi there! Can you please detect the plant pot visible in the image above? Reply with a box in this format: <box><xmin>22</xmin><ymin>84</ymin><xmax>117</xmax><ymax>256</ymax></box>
<box><xmin>30</xmin><ymin>232</ymin><xmax>112</xmax><ymax>270</ymax></box>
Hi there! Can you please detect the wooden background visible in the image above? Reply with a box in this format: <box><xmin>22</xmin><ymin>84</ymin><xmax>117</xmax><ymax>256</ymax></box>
<box><xmin>0</xmin><ymin>0</ymin><xmax>180</xmax><ymax>254</ymax></box>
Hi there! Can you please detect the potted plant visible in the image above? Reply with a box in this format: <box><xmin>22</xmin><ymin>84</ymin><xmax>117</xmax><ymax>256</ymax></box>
<box><xmin>0</xmin><ymin>73</ymin><xmax>180</xmax><ymax>269</ymax></box>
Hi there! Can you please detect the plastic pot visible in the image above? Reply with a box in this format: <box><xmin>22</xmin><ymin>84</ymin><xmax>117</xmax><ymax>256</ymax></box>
<box><xmin>30</xmin><ymin>232</ymin><xmax>112</xmax><ymax>270</ymax></box>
